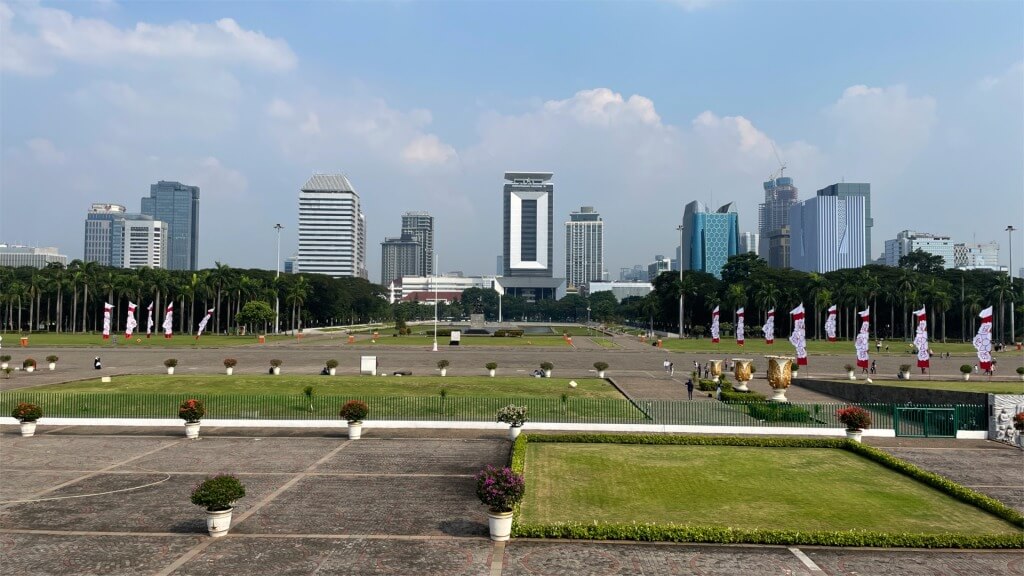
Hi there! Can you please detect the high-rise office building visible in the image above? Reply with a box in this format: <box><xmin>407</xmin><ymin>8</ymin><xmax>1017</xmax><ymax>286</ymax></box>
<box><xmin>112</xmin><ymin>216</ymin><xmax>168</xmax><ymax>269</ymax></box>
<box><xmin>141</xmin><ymin>181</ymin><xmax>200</xmax><ymax>270</ymax></box>
<box><xmin>884</xmin><ymin>230</ymin><xmax>955</xmax><ymax>268</ymax></box>
<box><xmin>0</xmin><ymin>245</ymin><xmax>68</xmax><ymax>268</ymax></box>
<box><xmin>647</xmin><ymin>254</ymin><xmax>673</xmax><ymax>281</ymax></box>
<box><xmin>84</xmin><ymin>203</ymin><xmax>127</xmax><ymax>265</ymax></box>
<box><xmin>816</xmin><ymin>183</ymin><xmax>872</xmax><ymax>263</ymax></box>
<box><xmin>401</xmin><ymin>211</ymin><xmax>434</xmax><ymax>276</ymax></box>
<box><xmin>680</xmin><ymin>201</ymin><xmax>740</xmax><ymax>279</ymax></box>
<box><xmin>739</xmin><ymin>232</ymin><xmax>760</xmax><ymax>255</ymax></box>
<box><xmin>789</xmin><ymin>194</ymin><xmax>867</xmax><ymax>273</ymax></box>
<box><xmin>758</xmin><ymin>176</ymin><xmax>798</xmax><ymax>267</ymax></box>
<box><xmin>564</xmin><ymin>206</ymin><xmax>604</xmax><ymax>290</ymax></box>
<box><xmin>501</xmin><ymin>172</ymin><xmax>562</xmax><ymax>300</ymax></box>
<box><xmin>297</xmin><ymin>174</ymin><xmax>367</xmax><ymax>278</ymax></box>
<box><xmin>380</xmin><ymin>233</ymin><xmax>422</xmax><ymax>286</ymax></box>
<box><xmin>954</xmin><ymin>242</ymin><xmax>1001</xmax><ymax>270</ymax></box>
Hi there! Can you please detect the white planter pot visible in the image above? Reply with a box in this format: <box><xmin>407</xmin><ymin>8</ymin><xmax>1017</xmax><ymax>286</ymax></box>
<box><xmin>845</xmin><ymin>429</ymin><xmax>863</xmax><ymax>443</ymax></box>
<box><xmin>488</xmin><ymin>369</ymin><xmax>496</xmax><ymax>377</ymax></box>
<box><xmin>961</xmin><ymin>373</ymin><xmax>970</xmax><ymax>381</ymax></box>
<box><xmin>272</xmin><ymin>367</ymin><xmax>281</xmax><ymax>375</ymax></box>
<box><xmin>48</xmin><ymin>363</ymin><xmax>56</xmax><ymax>371</ymax></box>
<box><xmin>0</xmin><ymin>362</ymin><xmax>7</xmax><ymax>370</ymax></box>
<box><xmin>166</xmin><ymin>367</ymin><xmax>175</xmax><ymax>375</ymax></box>
<box><xmin>769</xmin><ymin>388</ymin><xmax>788</xmax><ymax>402</ymax></box>
<box><xmin>348</xmin><ymin>421</ymin><xmax>362</xmax><ymax>440</ymax></box>
<box><xmin>847</xmin><ymin>371</ymin><xmax>856</xmax><ymax>380</ymax></box>
<box><xmin>20</xmin><ymin>421</ymin><xmax>37</xmax><ymax>437</ymax></box>
<box><xmin>184</xmin><ymin>422</ymin><xmax>201</xmax><ymax>439</ymax></box>
<box><xmin>1019</xmin><ymin>373</ymin><xmax>1024</xmax><ymax>382</ymax></box>
<box><xmin>205</xmin><ymin>508</ymin><xmax>233</xmax><ymax>538</ymax></box>
<box><xmin>25</xmin><ymin>366</ymin><xmax>35</xmax><ymax>373</ymax></box>
<box><xmin>486</xmin><ymin>510</ymin><xmax>513</xmax><ymax>541</ymax></box>
<box><xmin>329</xmin><ymin>368</ymin><xmax>336</xmax><ymax>376</ymax></box>
<box><xmin>440</xmin><ymin>368</ymin><xmax>447</xmax><ymax>377</ymax></box>
<box><xmin>225</xmin><ymin>367</ymin><xmax>234</xmax><ymax>376</ymax></box>
<box><xmin>901</xmin><ymin>371</ymin><xmax>910</xmax><ymax>380</ymax></box>
<box><xmin>791</xmin><ymin>370</ymin><xmax>799</xmax><ymax>378</ymax></box>
<box><xmin>509</xmin><ymin>425</ymin><xmax>522</xmax><ymax>441</ymax></box>
<box><xmin>597</xmin><ymin>370</ymin><xmax>605</xmax><ymax>378</ymax></box>
<box><xmin>734</xmin><ymin>381</ymin><xmax>750</xmax><ymax>392</ymax></box>
<box><xmin>544</xmin><ymin>369</ymin><xmax>552</xmax><ymax>378</ymax></box>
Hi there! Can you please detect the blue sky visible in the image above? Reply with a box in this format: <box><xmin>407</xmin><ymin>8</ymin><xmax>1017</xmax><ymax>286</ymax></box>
<box><xmin>2</xmin><ymin>0</ymin><xmax>1022</xmax><ymax>280</ymax></box>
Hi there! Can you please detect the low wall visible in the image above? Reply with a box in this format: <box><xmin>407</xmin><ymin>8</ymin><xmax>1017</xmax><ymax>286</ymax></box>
<box><xmin>793</xmin><ymin>378</ymin><xmax>988</xmax><ymax>406</ymax></box>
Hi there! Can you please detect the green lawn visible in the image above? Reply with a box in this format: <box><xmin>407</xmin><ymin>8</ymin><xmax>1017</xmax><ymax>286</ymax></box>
<box><xmin>659</xmin><ymin>338</ymin><xmax>985</xmax><ymax>356</ymax></box>
<box><xmin>5</xmin><ymin>333</ymin><xmax>294</xmax><ymax>348</ymax></box>
<box><xmin>854</xmin><ymin>379</ymin><xmax>1024</xmax><ymax>395</ymax></box>
<box><xmin>520</xmin><ymin>443</ymin><xmax>1018</xmax><ymax>534</ymax></box>
<box><xmin>591</xmin><ymin>338</ymin><xmax>618</xmax><ymax>349</ymax></box>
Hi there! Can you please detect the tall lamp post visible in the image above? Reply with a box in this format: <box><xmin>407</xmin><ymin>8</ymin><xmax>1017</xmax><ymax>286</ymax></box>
<box><xmin>432</xmin><ymin>251</ymin><xmax>438</xmax><ymax>352</ymax></box>
<box><xmin>273</xmin><ymin>223</ymin><xmax>283</xmax><ymax>335</ymax></box>
<box><xmin>1007</xmin><ymin>225</ymin><xmax>1017</xmax><ymax>346</ymax></box>
<box><xmin>676</xmin><ymin>223</ymin><xmax>685</xmax><ymax>339</ymax></box>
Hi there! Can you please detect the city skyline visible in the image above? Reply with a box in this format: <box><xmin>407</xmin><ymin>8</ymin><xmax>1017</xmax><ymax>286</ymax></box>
<box><xmin>1</xmin><ymin>1</ymin><xmax>1021</xmax><ymax>280</ymax></box>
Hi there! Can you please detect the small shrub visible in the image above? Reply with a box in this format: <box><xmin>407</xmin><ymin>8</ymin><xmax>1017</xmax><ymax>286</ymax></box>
<box><xmin>11</xmin><ymin>402</ymin><xmax>42</xmax><ymax>422</ymax></box>
<box><xmin>325</xmin><ymin>359</ymin><xmax>339</xmax><ymax>369</ymax></box>
<box><xmin>492</xmin><ymin>329</ymin><xmax>524</xmax><ymax>337</ymax></box>
<box><xmin>190</xmin><ymin>474</ymin><xmax>246</xmax><ymax>512</ymax></box>
<box><xmin>837</xmin><ymin>406</ymin><xmax>873</xmax><ymax>430</ymax></box>
<box><xmin>1013</xmin><ymin>412</ymin><xmax>1024</xmax><ymax>432</ymax></box>
<box><xmin>485</xmin><ymin>362</ymin><xmax>498</xmax><ymax>371</ymax></box>
<box><xmin>439</xmin><ymin>388</ymin><xmax>448</xmax><ymax>399</ymax></box>
<box><xmin>0</xmin><ymin>355</ymin><xmax>11</xmax><ymax>363</ymax></box>
<box><xmin>720</xmin><ymin>389</ymin><xmax>767</xmax><ymax>403</ymax></box>
<box><xmin>960</xmin><ymin>364</ymin><xmax>973</xmax><ymax>374</ymax></box>
<box><xmin>540</xmin><ymin>361</ymin><xmax>554</xmax><ymax>371</ymax></box>
<box><xmin>46</xmin><ymin>355</ymin><xmax>59</xmax><ymax>363</ymax></box>
<box><xmin>339</xmin><ymin>399</ymin><xmax>368</xmax><ymax>422</ymax></box>
<box><xmin>899</xmin><ymin>364</ymin><xmax>911</xmax><ymax>372</ymax></box>
<box><xmin>1016</xmin><ymin>367</ymin><xmax>1024</xmax><ymax>375</ymax></box>
<box><xmin>497</xmin><ymin>404</ymin><xmax>528</xmax><ymax>427</ymax></box>
<box><xmin>594</xmin><ymin>361</ymin><xmax>608</xmax><ymax>371</ymax></box>
<box><xmin>178</xmin><ymin>398</ymin><xmax>205</xmax><ymax>423</ymax></box>
<box><xmin>164</xmin><ymin>358</ymin><xmax>178</xmax><ymax>368</ymax></box>
<box><xmin>747</xmin><ymin>402</ymin><xmax>811</xmax><ymax>423</ymax></box>
<box><xmin>843</xmin><ymin>364</ymin><xmax>854</xmax><ymax>372</ymax></box>
<box><xmin>223</xmin><ymin>358</ymin><xmax>237</xmax><ymax>368</ymax></box>
<box><xmin>22</xmin><ymin>358</ymin><xmax>36</xmax><ymax>369</ymax></box>
<box><xmin>475</xmin><ymin>465</ymin><xmax>525</xmax><ymax>513</ymax></box>
<box><xmin>437</xmin><ymin>359</ymin><xmax>450</xmax><ymax>369</ymax></box>
<box><xmin>303</xmin><ymin>386</ymin><xmax>315</xmax><ymax>411</ymax></box>
<box><xmin>270</xmin><ymin>359</ymin><xmax>283</xmax><ymax>367</ymax></box>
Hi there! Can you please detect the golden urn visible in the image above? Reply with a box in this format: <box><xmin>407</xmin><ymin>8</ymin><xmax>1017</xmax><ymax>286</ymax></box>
<box><xmin>732</xmin><ymin>359</ymin><xmax>753</xmax><ymax>392</ymax></box>
<box><xmin>709</xmin><ymin>359</ymin><xmax>724</xmax><ymax>381</ymax></box>
<box><xmin>765</xmin><ymin>356</ymin><xmax>794</xmax><ymax>402</ymax></box>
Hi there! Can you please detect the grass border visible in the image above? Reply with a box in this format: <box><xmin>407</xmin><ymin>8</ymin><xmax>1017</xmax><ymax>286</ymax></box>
<box><xmin>509</xmin><ymin>433</ymin><xmax>1024</xmax><ymax>548</ymax></box>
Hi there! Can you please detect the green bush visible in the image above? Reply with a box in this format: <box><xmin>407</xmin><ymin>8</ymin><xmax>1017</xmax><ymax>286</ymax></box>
<box><xmin>437</xmin><ymin>359</ymin><xmax>450</xmax><ymax>369</ymax></box>
<box><xmin>697</xmin><ymin>379</ymin><xmax>729</xmax><ymax>391</ymax></box>
<box><xmin>45</xmin><ymin>355</ymin><xmax>59</xmax><ymax>363</ymax></box>
<box><xmin>325</xmin><ymin>359</ymin><xmax>339</xmax><ymax>369</ymax></box>
<box><xmin>540</xmin><ymin>362</ymin><xmax>554</xmax><ymax>371</ymax></box>
<box><xmin>190</xmin><ymin>474</ymin><xmax>246</xmax><ymax>512</ymax></box>
<box><xmin>960</xmin><ymin>364</ymin><xmax>973</xmax><ymax>374</ymax></box>
<box><xmin>745</xmin><ymin>402</ymin><xmax>811</xmax><ymax>423</ymax></box>
<box><xmin>339</xmin><ymin>399</ymin><xmax>368</xmax><ymax>422</ymax></box>
<box><xmin>493</xmin><ymin>329</ymin><xmax>524</xmax><ymax>337</ymax></box>
<box><xmin>163</xmin><ymin>358</ymin><xmax>177</xmax><ymax>368</ymax></box>
<box><xmin>720</xmin><ymin>389</ymin><xmax>767</xmax><ymax>403</ymax></box>
<box><xmin>11</xmin><ymin>402</ymin><xmax>42</xmax><ymax>422</ymax></box>
<box><xmin>593</xmin><ymin>362</ymin><xmax>609</xmax><ymax>371</ymax></box>
<box><xmin>485</xmin><ymin>362</ymin><xmax>498</xmax><ymax>370</ymax></box>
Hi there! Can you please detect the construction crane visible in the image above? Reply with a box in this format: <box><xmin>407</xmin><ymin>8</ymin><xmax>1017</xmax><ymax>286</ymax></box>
<box><xmin>768</xmin><ymin>141</ymin><xmax>787</xmax><ymax>182</ymax></box>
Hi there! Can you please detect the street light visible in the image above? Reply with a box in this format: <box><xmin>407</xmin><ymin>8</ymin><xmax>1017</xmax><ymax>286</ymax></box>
<box><xmin>587</xmin><ymin>306</ymin><xmax>591</xmax><ymax>336</ymax></box>
<box><xmin>677</xmin><ymin>223</ymin><xmax>685</xmax><ymax>339</ymax></box>
<box><xmin>432</xmin><ymin>251</ymin><xmax>438</xmax><ymax>352</ymax></box>
<box><xmin>273</xmin><ymin>223</ymin><xmax>283</xmax><ymax>335</ymax></box>
<box><xmin>1007</xmin><ymin>225</ymin><xmax>1017</xmax><ymax>346</ymax></box>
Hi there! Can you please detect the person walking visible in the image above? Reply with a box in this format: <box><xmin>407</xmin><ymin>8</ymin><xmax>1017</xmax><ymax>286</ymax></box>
<box><xmin>669</xmin><ymin>362</ymin><xmax>675</xmax><ymax>376</ymax></box>
<box><xmin>663</xmin><ymin>359</ymin><xmax>670</xmax><ymax>374</ymax></box>
<box><xmin>685</xmin><ymin>378</ymin><xmax>694</xmax><ymax>400</ymax></box>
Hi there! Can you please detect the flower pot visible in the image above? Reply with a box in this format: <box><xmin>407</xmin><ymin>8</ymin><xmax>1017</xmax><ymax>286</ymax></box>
<box><xmin>508</xmin><ymin>425</ymin><xmax>522</xmax><ymax>441</ymax></box>
<box><xmin>791</xmin><ymin>370</ymin><xmax>799</xmax><ymax>378</ymax></box>
<box><xmin>272</xmin><ymin>367</ymin><xmax>281</xmax><ymax>375</ymax></box>
<box><xmin>329</xmin><ymin>368</ymin><xmax>336</xmax><ymax>376</ymax></box>
<box><xmin>0</xmin><ymin>362</ymin><xmax>7</xmax><ymax>370</ymax></box>
<box><xmin>769</xmin><ymin>388</ymin><xmax>788</xmax><ymax>402</ymax></box>
<box><xmin>597</xmin><ymin>370</ymin><xmax>605</xmax><ymax>378</ymax></box>
<box><xmin>184</xmin><ymin>422</ymin><xmax>201</xmax><ymax>439</ymax></box>
<box><xmin>20</xmin><ymin>421</ymin><xmax>37</xmax><ymax>437</ymax></box>
<box><xmin>48</xmin><ymin>362</ymin><xmax>56</xmax><ymax>371</ymax></box>
<box><xmin>544</xmin><ymin>369</ymin><xmax>552</xmax><ymax>378</ymax></box>
<box><xmin>486</xmin><ymin>510</ymin><xmax>513</xmax><ymax>541</ymax></box>
<box><xmin>166</xmin><ymin>367</ymin><xmax>175</xmax><ymax>375</ymax></box>
<box><xmin>734</xmin><ymin>381</ymin><xmax>749</xmax><ymax>392</ymax></box>
<box><xmin>847</xmin><ymin>371</ymin><xmax>856</xmax><ymax>380</ymax></box>
<box><xmin>962</xmin><ymin>373</ymin><xmax>970</xmax><ymax>381</ymax></box>
<box><xmin>25</xmin><ymin>366</ymin><xmax>34</xmax><ymax>373</ymax></box>
<box><xmin>440</xmin><ymin>368</ymin><xmax>447</xmax><ymax>377</ymax></box>
<box><xmin>205</xmin><ymin>507</ymin><xmax>233</xmax><ymax>538</ymax></box>
<box><xmin>225</xmin><ymin>367</ymin><xmax>234</xmax><ymax>376</ymax></box>
<box><xmin>1018</xmin><ymin>373</ymin><xmax>1024</xmax><ymax>382</ymax></box>
<box><xmin>845</xmin><ymin>429</ymin><xmax>863</xmax><ymax>443</ymax></box>
<box><xmin>488</xmin><ymin>369</ymin><xmax>495</xmax><ymax>378</ymax></box>
<box><xmin>348</xmin><ymin>421</ymin><xmax>362</xmax><ymax>440</ymax></box>
<box><xmin>901</xmin><ymin>371</ymin><xmax>910</xmax><ymax>380</ymax></box>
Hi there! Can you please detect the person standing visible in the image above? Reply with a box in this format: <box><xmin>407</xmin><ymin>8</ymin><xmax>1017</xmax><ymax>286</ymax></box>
<box><xmin>663</xmin><ymin>359</ymin><xmax>670</xmax><ymax>374</ymax></box>
<box><xmin>669</xmin><ymin>362</ymin><xmax>675</xmax><ymax>376</ymax></box>
<box><xmin>715</xmin><ymin>381</ymin><xmax>722</xmax><ymax>401</ymax></box>
<box><xmin>685</xmin><ymin>378</ymin><xmax>694</xmax><ymax>400</ymax></box>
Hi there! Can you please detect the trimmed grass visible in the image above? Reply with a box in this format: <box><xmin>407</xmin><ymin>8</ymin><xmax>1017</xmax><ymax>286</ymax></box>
<box><xmin>853</xmin><ymin>379</ymin><xmax>1024</xmax><ymax>395</ymax></box>
<box><xmin>6</xmin><ymin>333</ymin><xmax>293</xmax><ymax>348</ymax></box>
<box><xmin>520</xmin><ymin>443</ymin><xmax>1019</xmax><ymax>534</ymax></box>
<box><xmin>591</xmin><ymin>338</ymin><xmax>618</xmax><ymax>349</ymax></box>
<box><xmin>659</xmin><ymin>338</ymin><xmax>983</xmax><ymax>356</ymax></box>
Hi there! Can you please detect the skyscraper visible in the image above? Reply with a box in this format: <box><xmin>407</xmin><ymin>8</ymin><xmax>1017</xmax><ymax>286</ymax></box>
<box><xmin>297</xmin><ymin>174</ymin><xmax>367</xmax><ymax>278</ymax></box>
<box><xmin>738</xmin><ymin>232</ymin><xmax>760</xmax><ymax>255</ymax></box>
<box><xmin>758</xmin><ymin>176</ymin><xmax>798</xmax><ymax>267</ymax></box>
<box><xmin>141</xmin><ymin>181</ymin><xmax>200</xmax><ymax>270</ymax></box>
<box><xmin>680</xmin><ymin>201</ymin><xmax>740</xmax><ymax>279</ymax></box>
<box><xmin>84</xmin><ymin>203</ymin><xmax>127</xmax><ymax>265</ymax></box>
<box><xmin>401</xmin><ymin>211</ymin><xmax>434</xmax><ymax>276</ymax></box>
<box><xmin>380</xmin><ymin>233</ymin><xmax>422</xmax><ymax>286</ymax></box>
<box><xmin>564</xmin><ymin>206</ymin><xmax>604</xmax><ymax>290</ymax></box>
<box><xmin>501</xmin><ymin>172</ymin><xmax>562</xmax><ymax>300</ymax></box>
<box><xmin>884</xmin><ymin>230</ymin><xmax>955</xmax><ymax>268</ymax></box>
<box><xmin>112</xmin><ymin>216</ymin><xmax>168</xmax><ymax>269</ymax></box>
<box><xmin>816</xmin><ymin>183</ymin><xmax>873</xmax><ymax>262</ymax></box>
<box><xmin>789</xmin><ymin>194</ymin><xmax>867</xmax><ymax>273</ymax></box>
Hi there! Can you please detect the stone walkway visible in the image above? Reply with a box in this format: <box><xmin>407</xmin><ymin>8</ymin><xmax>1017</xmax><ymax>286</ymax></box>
<box><xmin>1</xmin><ymin>428</ymin><xmax>1021</xmax><ymax>576</ymax></box>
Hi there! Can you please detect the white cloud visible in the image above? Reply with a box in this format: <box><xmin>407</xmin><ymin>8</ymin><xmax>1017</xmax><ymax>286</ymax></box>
<box><xmin>402</xmin><ymin>134</ymin><xmax>457</xmax><ymax>165</ymax></box>
<box><xmin>300</xmin><ymin>111</ymin><xmax>321</xmax><ymax>135</ymax></box>
<box><xmin>1</xmin><ymin>4</ymin><xmax>296</xmax><ymax>75</ymax></box>
<box><xmin>190</xmin><ymin>156</ymin><xmax>248</xmax><ymax>200</ymax></box>
<box><xmin>979</xmin><ymin>61</ymin><xmax>1024</xmax><ymax>92</ymax></box>
<box><xmin>26</xmin><ymin>137</ymin><xmax>65</xmax><ymax>164</ymax></box>
<box><xmin>266</xmin><ymin>98</ymin><xmax>294</xmax><ymax>119</ymax></box>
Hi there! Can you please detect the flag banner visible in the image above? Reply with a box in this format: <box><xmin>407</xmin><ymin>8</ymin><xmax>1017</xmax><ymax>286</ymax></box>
<box><xmin>789</xmin><ymin>303</ymin><xmax>807</xmax><ymax>366</ymax></box>
<box><xmin>914</xmin><ymin>307</ymin><xmax>929</xmax><ymax>369</ymax></box>
<box><xmin>763</xmin><ymin>309</ymin><xmax>775</xmax><ymax>344</ymax></box>
<box><xmin>825</xmin><ymin>304</ymin><xmax>837</xmax><ymax>342</ymax></box>
<box><xmin>124</xmin><ymin>302</ymin><xmax>138</xmax><ymax>339</ymax></box>
<box><xmin>974</xmin><ymin>306</ymin><xmax>993</xmax><ymax>371</ymax></box>
<box><xmin>146</xmin><ymin>302</ymin><xmax>154</xmax><ymax>338</ymax></box>
<box><xmin>102</xmin><ymin>303</ymin><xmax>113</xmax><ymax>340</ymax></box>
<box><xmin>710</xmin><ymin>306</ymin><xmax>720</xmax><ymax>343</ymax></box>
<box><xmin>855</xmin><ymin>308</ymin><xmax>870</xmax><ymax>369</ymax></box>
<box><xmin>196</xmin><ymin>308</ymin><xmax>214</xmax><ymax>339</ymax></box>
<box><xmin>736</xmin><ymin>307</ymin><xmax>745</xmax><ymax>345</ymax></box>
<box><xmin>162</xmin><ymin>303</ymin><xmax>174</xmax><ymax>339</ymax></box>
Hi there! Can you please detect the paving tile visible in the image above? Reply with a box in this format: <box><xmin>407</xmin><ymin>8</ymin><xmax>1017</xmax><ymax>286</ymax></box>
<box><xmin>0</xmin><ymin>435</ymin><xmax>179</xmax><ymax>470</ymax></box>
<box><xmin>0</xmin><ymin>533</ymin><xmax>199</xmax><ymax>576</ymax></box>
<box><xmin>116</xmin><ymin>436</ymin><xmax>341</xmax><ymax>474</ymax></box>
<box><xmin>315</xmin><ymin>438</ymin><xmax>508</xmax><ymax>475</ymax></box>
<box><xmin>0</xmin><ymin>469</ymin><xmax>90</xmax><ymax>503</ymax></box>
<box><xmin>805</xmin><ymin>548</ymin><xmax>1024</xmax><ymax>576</ymax></box>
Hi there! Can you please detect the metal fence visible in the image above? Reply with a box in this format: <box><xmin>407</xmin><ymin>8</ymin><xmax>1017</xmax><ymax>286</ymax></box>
<box><xmin>0</xmin><ymin>392</ymin><xmax>987</xmax><ymax>430</ymax></box>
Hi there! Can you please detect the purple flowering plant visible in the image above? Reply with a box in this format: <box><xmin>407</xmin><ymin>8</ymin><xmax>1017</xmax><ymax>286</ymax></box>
<box><xmin>474</xmin><ymin>465</ymin><xmax>525</xmax><ymax>513</ymax></box>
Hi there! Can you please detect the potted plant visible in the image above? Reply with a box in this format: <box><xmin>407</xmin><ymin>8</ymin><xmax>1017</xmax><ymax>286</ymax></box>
<box><xmin>46</xmin><ymin>355</ymin><xmax>59</xmax><ymax>371</ymax></box>
<box><xmin>540</xmin><ymin>361</ymin><xmax>554</xmax><ymax>378</ymax></box>
<box><xmin>303</xmin><ymin>386</ymin><xmax>315</xmax><ymax>412</ymax></box>
<box><xmin>325</xmin><ymin>359</ymin><xmax>339</xmax><ymax>376</ymax></box>
<box><xmin>339</xmin><ymin>399</ymin><xmax>368</xmax><ymax>439</ymax></box>
<box><xmin>1016</xmin><ymin>367</ymin><xmax>1024</xmax><ymax>382</ymax></box>
<box><xmin>497</xmin><ymin>404</ymin><xmax>527</xmax><ymax>440</ymax></box>
<box><xmin>0</xmin><ymin>354</ymin><xmax>10</xmax><ymax>370</ymax></box>
<box><xmin>960</xmin><ymin>364</ymin><xmax>972</xmax><ymax>381</ymax></box>
<box><xmin>22</xmin><ymin>358</ymin><xmax>36</xmax><ymax>373</ymax></box>
<box><xmin>179</xmin><ymin>398</ymin><xmax>205</xmax><ymax>439</ymax></box>
<box><xmin>270</xmin><ymin>359</ymin><xmax>283</xmax><ymax>375</ymax></box>
<box><xmin>843</xmin><ymin>363</ymin><xmax>855</xmax><ymax>380</ymax></box>
<box><xmin>437</xmin><ymin>359</ymin><xmax>450</xmax><ymax>377</ymax></box>
<box><xmin>223</xmin><ymin>358</ymin><xmax>237</xmax><ymax>376</ymax></box>
<box><xmin>11</xmin><ymin>402</ymin><xmax>42</xmax><ymax>437</ymax></box>
<box><xmin>1014</xmin><ymin>412</ymin><xmax>1024</xmax><ymax>432</ymax></box>
<box><xmin>474</xmin><ymin>465</ymin><xmax>525</xmax><ymax>542</ymax></box>
<box><xmin>593</xmin><ymin>361</ymin><xmax>608</xmax><ymax>378</ymax></box>
<box><xmin>190</xmin><ymin>474</ymin><xmax>246</xmax><ymax>537</ymax></box>
<box><xmin>899</xmin><ymin>364</ymin><xmax>911</xmax><ymax>380</ymax></box>
<box><xmin>164</xmin><ymin>358</ymin><xmax>178</xmax><ymax>375</ymax></box>
<box><xmin>485</xmin><ymin>362</ymin><xmax>498</xmax><ymax>378</ymax></box>
<box><xmin>836</xmin><ymin>405</ymin><xmax>872</xmax><ymax>443</ymax></box>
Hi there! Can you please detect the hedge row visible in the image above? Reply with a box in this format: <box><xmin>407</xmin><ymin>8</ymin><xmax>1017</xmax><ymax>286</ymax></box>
<box><xmin>719</xmin><ymin>389</ymin><xmax>767</xmax><ymax>403</ymax></box>
<box><xmin>746</xmin><ymin>402</ymin><xmax>811</xmax><ymax>422</ymax></box>
<box><xmin>492</xmin><ymin>329</ymin><xmax>524</xmax><ymax>338</ymax></box>
<box><xmin>509</xmin><ymin>433</ymin><xmax>1024</xmax><ymax>547</ymax></box>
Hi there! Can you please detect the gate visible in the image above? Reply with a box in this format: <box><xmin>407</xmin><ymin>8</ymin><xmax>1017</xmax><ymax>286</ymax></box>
<box><xmin>894</xmin><ymin>407</ymin><xmax>957</xmax><ymax>438</ymax></box>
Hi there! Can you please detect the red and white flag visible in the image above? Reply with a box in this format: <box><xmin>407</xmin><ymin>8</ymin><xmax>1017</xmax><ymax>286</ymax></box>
<box><xmin>146</xmin><ymin>302</ymin><xmax>154</xmax><ymax>338</ymax></box>
<box><xmin>735</xmin><ymin>307</ymin><xmax>745</xmax><ymax>345</ymax></box>
<box><xmin>974</xmin><ymin>306</ymin><xmax>993</xmax><ymax>371</ymax></box>
<box><xmin>124</xmin><ymin>302</ymin><xmax>138</xmax><ymax>339</ymax></box>
<box><xmin>162</xmin><ymin>303</ymin><xmax>174</xmax><ymax>339</ymax></box>
<box><xmin>789</xmin><ymin>303</ymin><xmax>807</xmax><ymax>366</ymax></box>
<box><xmin>710</xmin><ymin>306</ymin><xmax>720</xmax><ymax>343</ymax></box>
<box><xmin>825</xmin><ymin>305</ymin><xmax>838</xmax><ymax>342</ymax></box>
<box><xmin>196</xmin><ymin>308</ymin><xmax>214</xmax><ymax>339</ymax></box>
<box><xmin>763</xmin><ymin>309</ymin><xmax>775</xmax><ymax>344</ymax></box>
<box><xmin>855</xmin><ymin>308</ymin><xmax>870</xmax><ymax>369</ymax></box>
<box><xmin>914</xmin><ymin>307</ymin><xmax>929</xmax><ymax>369</ymax></box>
<box><xmin>102</xmin><ymin>303</ymin><xmax>113</xmax><ymax>340</ymax></box>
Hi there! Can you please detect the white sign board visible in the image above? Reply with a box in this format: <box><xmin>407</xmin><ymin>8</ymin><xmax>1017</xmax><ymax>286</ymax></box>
<box><xmin>450</xmin><ymin>331</ymin><xmax>461</xmax><ymax>345</ymax></box>
<box><xmin>360</xmin><ymin>356</ymin><xmax>377</xmax><ymax>375</ymax></box>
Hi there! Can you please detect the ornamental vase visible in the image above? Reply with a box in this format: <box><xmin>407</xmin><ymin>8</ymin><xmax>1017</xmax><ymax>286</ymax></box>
<box><xmin>709</xmin><ymin>360</ymin><xmax>723</xmax><ymax>381</ymax></box>
<box><xmin>20</xmin><ymin>421</ymin><xmax>37</xmax><ymax>437</ymax></box>
<box><xmin>487</xmin><ymin>510</ymin><xmax>513</xmax><ymax>541</ymax></box>
<box><xmin>184</xmin><ymin>422</ymin><xmax>201</xmax><ymax>439</ymax></box>
<box><xmin>845</xmin><ymin>429</ymin><xmax>863</xmax><ymax>443</ymax></box>
<box><xmin>732</xmin><ymin>359</ymin><xmax>752</xmax><ymax>391</ymax></box>
<box><xmin>206</xmin><ymin>507</ymin><xmax>233</xmax><ymax>537</ymax></box>
<box><xmin>508</xmin><ymin>425</ymin><xmax>522</xmax><ymax>441</ymax></box>
<box><xmin>348</xmin><ymin>421</ymin><xmax>362</xmax><ymax>440</ymax></box>
<box><xmin>765</xmin><ymin>356</ymin><xmax>793</xmax><ymax>392</ymax></box>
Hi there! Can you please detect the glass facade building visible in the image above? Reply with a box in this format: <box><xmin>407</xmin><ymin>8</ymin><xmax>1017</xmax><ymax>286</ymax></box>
<box><xmin>141</xmin><ymin>181</ymin><xmax>200</xmax><ymax>270</ymax></box>
<box><xmin>681</xmin><ymin>201</ymin><xmax>740</xmax><ymax>279</ymax></box>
